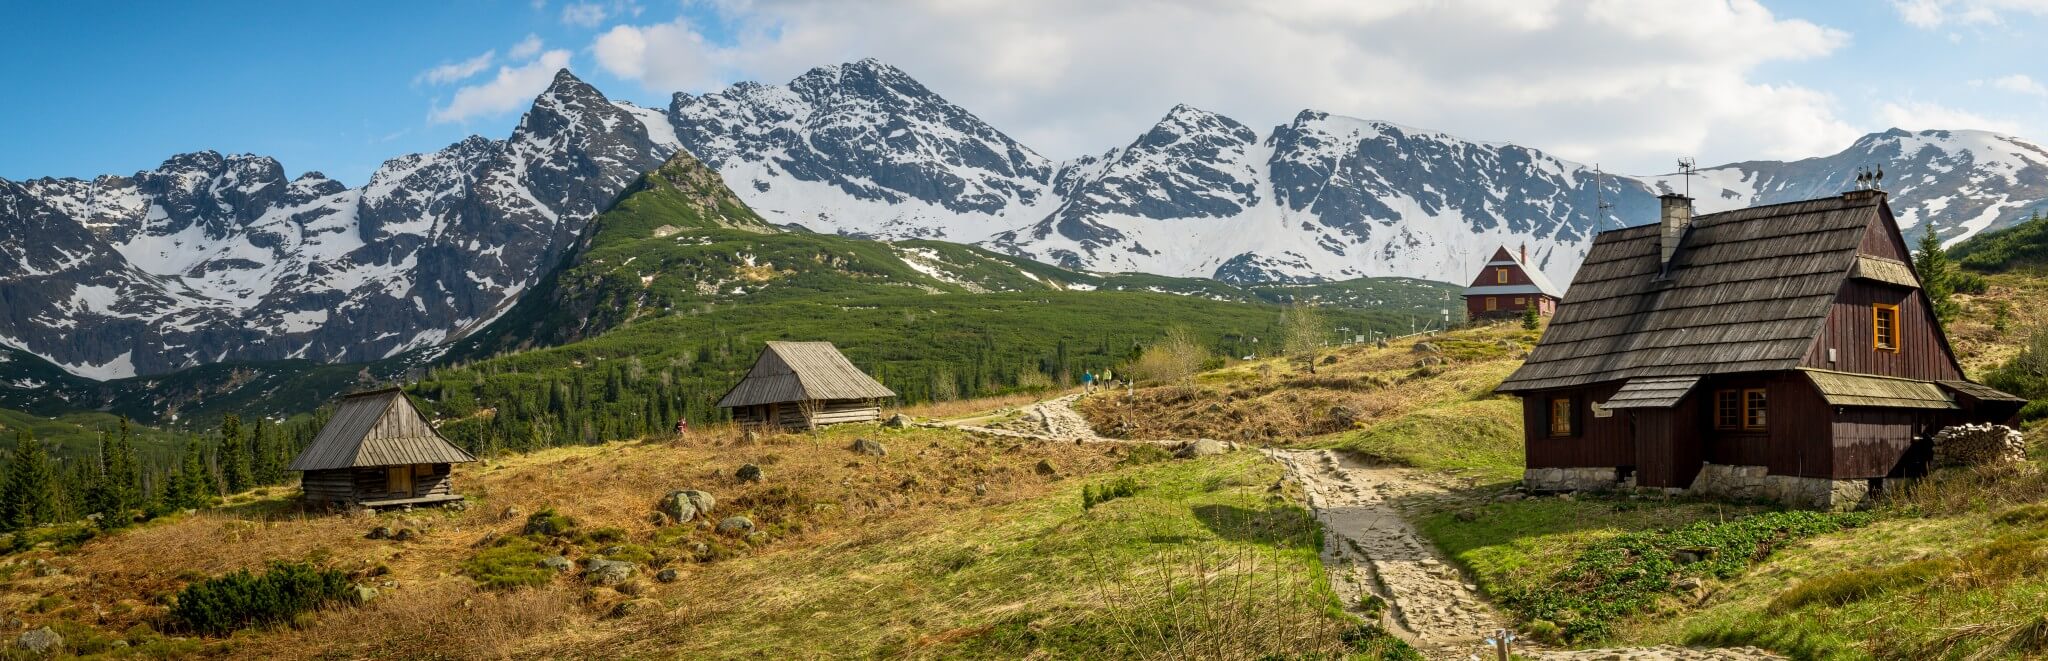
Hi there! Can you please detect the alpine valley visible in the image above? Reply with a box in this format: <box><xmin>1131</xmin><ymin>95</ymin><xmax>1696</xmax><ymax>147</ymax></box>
<box><xmin>3</xmin><ymin>58</ymin><xmax>2046</xmax><ymax>399</ymax></box>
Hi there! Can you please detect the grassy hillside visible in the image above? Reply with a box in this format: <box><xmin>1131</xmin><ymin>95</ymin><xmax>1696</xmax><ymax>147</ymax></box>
<box><xmin>1950</xmin><ymin>210</ymin><xmax>2048</xmax><ymax>274</ymax></box>
<box><xmin>0</xmin><ymin>418</ymin><xmax>1395</xmax><ymax>659</ymax></box>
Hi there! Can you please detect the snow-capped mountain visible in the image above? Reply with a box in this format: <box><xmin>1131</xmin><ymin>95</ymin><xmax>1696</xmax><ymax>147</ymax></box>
<box><xmin>0</xmin><ymin>70</ymin><xmax>677</xmax><ymax>379</ymax></box>
<box><xmin>6</xmin><ymin>58</ymin><xmax>2046</xmax><ymax>382</ymax></box>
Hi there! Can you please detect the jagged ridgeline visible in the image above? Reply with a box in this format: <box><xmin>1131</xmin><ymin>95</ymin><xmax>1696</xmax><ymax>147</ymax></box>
<box><xmin>420</xmin><ymin>151</ymin><xmax>1453</xmax><ymax>453</ymax></box>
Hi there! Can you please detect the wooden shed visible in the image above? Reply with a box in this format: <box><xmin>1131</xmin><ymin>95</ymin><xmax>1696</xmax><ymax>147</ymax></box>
<box><xmin>1496</xmin><ymin>190</ymin><xmax>2022</xmax><ymax>508</ymax></box>
<box><xmin>717</xmin><ymin>342</ymin><xmax>898</xmax><ymax>429</ymax></box>
<box><xmin>288</xmin><ymin>388</ymin><xmax>477</xmax><ymax>509</ymax></box>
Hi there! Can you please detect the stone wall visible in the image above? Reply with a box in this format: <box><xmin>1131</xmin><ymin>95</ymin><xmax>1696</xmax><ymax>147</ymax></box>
<box><xmin>1932</xmin><ymin>423</ymin><xmax>2026</xmax><ymax>468</ymax></box>
<box><xmin>1523</xmin><ymin>467</ymin><xmax>1620</xmax><ymax>492</ymax></box>
<box><xmin>1688</xmin><ymin>463</ymin><xmax>1869</xmax><ymax>511</ymax></box>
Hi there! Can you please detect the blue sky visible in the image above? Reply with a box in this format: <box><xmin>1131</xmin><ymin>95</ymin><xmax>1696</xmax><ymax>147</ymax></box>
<box><xmin>3</xmin><ymin>0</ymin><xmax>2044</xmax><ymax>184</ymax></box>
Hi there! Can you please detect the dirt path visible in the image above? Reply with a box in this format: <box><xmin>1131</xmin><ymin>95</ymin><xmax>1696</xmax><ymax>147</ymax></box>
<box><xmin>937</xmin><ymin>394</ymin><xmax>1172</xmax><ymax>445</ymax></box>
<box><xmin>1271</xmin><ymin>448</ymin><xmax>1784</xmax><ymax>661</ymax></box>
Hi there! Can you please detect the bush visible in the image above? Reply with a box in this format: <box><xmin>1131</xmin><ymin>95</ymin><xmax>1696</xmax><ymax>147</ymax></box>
<box><xmin>1130</xmin><ymin>327</ymin><xmax>1208</xmax><ymax>386</ymax></box>
<box><xmin>522</xmin><ymin>508</ymin><xmax>576</xmax><ymax>537</ymax></box>
<box><xmin>1082</xmin><ymin>478</ymin><xmax>1141</xmax><ymax>510</ymax></box>
<box><xmin>1116</xmin><ymin>444</ymin><xmax>1173</xmax><ymax>467</ymax></box>
<box><xmin>463</xmin><ymin>536</ymin><xmax>555</xmax><ymax>590</ymax></box>
<box><xmin>168</xmin><ymin>562</ymin><xmax>360</xmax><ymax>635</ymax></box>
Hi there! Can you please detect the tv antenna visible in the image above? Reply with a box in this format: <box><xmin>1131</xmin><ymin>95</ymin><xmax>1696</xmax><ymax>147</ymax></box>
<box><xmin>1676</xmin><ymin>157</ymin><xmax>1698</xmax><ymax>199</ymax></box>
<box><xmin>1592</xmin><ymin>163</ymin><xmax>1614</xmax><ymax>230</ymax></box>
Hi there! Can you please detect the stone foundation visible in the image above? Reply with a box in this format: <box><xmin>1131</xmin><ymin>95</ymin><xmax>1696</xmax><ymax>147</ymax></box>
<box><xmin>1688</xmin><ymin>463</ymin><xmax>1869</xmax><ymax>511</ymax></box>
<box><xmin>1523</xmin><ymin>467</ymin><xmax>1622</xmax><ymax>492</ymax></box>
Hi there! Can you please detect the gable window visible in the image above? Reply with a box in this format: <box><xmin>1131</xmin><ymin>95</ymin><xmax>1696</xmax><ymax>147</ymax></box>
<box><xmin>1548</xmin><ymin>396</ymin><xmax>1574</xmax><ymax>437</ymax></box>
<box><xmin>1713</xmin><ymin>389</ymin><xmax>1767</xmax><ymax>431</ymax></box>
<box><xmin>1485</xmin><ymin>297</ymin><xmax>1498</xmax><ymax>311</ymax></box>
<box><xmin>1873</xmin><ymin>304</ymin><xmax>1900</xmax><ymax>352</ymax></box>
<box><xmin>1496</xmin><ymin>267</ymin><xmax>1509</xmax><ymax>284</ymax></box>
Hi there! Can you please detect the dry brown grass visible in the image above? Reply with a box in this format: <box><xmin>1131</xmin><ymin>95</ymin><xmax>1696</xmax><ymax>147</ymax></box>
<box><xmin>1077</xmin><ymin>325</ymin><xmax>1528</xmax><ymax>444</ymax></box>
<box><xmin>2</xmin><ymin>420</ymin><xmax>1122</xmax><ymax>659</ymax></box>
<box><xmin>896</xmin><ymin>390</ymin><xmax>1061</xmax><ymax>421</ymax></box>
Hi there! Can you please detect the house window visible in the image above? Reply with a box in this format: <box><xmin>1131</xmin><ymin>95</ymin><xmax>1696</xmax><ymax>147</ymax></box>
<box><xmin>1713</xmin><ymin>388</ymin><xmax>1767</xmax><ymax>430</ymax></box>
<box><xmin>1485</xmin><ymin>297</ymin><xmax>1498</xmax><ymax>311</ymax></box>
<box><xmin>1513</xmin><ymin>297</ymin><xmax>1525</xmax><ymax>305</ymax></box>
<box><xmin>1548</xmin><ymin>396</ymin><xmax>1574</xmax><ymax>437</ymax></box>
<box><xmin>1873</xmin><ymin>304</ymin><xmax>1900</xmax><ymax>352</ymax></box>
<box><xmin>1496</xmin><ymin>267</ymin><xmax>1509</xmax><ymax>284</ymax></box>
<box><xmin>1743</xmin><ymin>388</ymin><xmax>1767</xmax><ymax>430</ymax></box>
<box><xmin>1714</xmin><ymin>390</ymin><xmax>1740</xmax><ymax>429</ymax></box>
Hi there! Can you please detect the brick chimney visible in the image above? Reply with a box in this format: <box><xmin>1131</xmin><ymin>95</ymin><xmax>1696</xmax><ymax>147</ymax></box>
<box><xmin>1659</xmin><ymin>194</ymin><xmax>1693</xmax><ymax>272</ymax></box>
<box><xmin>1519</xmin><ymin>243</ymin><xmax>1527</xmax><ymax>264</ymax></box>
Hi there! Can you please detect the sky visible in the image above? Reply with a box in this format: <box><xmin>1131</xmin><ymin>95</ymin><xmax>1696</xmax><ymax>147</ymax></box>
<box><xmin>3</xmin><ymin>0</ymin><xmax>2045</xmax><ymax>186</ymax></box>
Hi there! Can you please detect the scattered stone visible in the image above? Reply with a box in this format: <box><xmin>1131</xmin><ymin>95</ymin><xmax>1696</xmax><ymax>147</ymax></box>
<box><xmin>353</xmin><ymin>585</ymin><xmax>380</xmax><ymax>603</ymax></box>
<box><xmin>541</xmin><ymin>555</ymin><xmax>574</xmax><ymax>573</ymax></box>
<box><xmin>973</xmin><ymin>483</ymin><xmax>988</xmax><ymax>497</ymax></box>
<box><xmin>600</xmin><ymin>545</ymin><xmax>626</xmax><ymax>556</ymax></box>
<box><xmin>716</xmin><ymin>516</ymin><xmax>755</xmax><ymax>535</ymax></box>
<box><xmin>500</xmin><ymin>506</ymin><xmax>522</xmax><ymax>521</ymax></box>
<box><xmin>1034</xmin><ymin>459</ymin><xmax>1058</xmax><ymax>476</ymax></box>
<box><xmin>443</xmin><ymin>499</ymin><xmax>468</xmax><ymax>512</ymax></box>
<box><xmin>392</xmin><ymin>528</ymin><xmax>419</xmax><ymax>542</ymax></box>
<box><xmin>883</xmin><ymin>414</ymin><xmax>912</xmax><ymax>429</ymax></box>
<box><xmin>365</xmin><ymin>526</ymin><xmax>393</xmax><ymax>540</ymax></box>
<box><xmin>1675</xmin><ymin>577</ymin><xmax>1703</xmax><ymax>591</ymax></box>
<box><xmin>740</xmin><ymin>430</ymin><xmax>761</xmax><ymax>445</ymax></box>
<box><xmin>15</xmin><ymin>627</ymin><xmax>60</xmax><ymax>656</ymax></box>
<box><xmin>1933</xmin><ymin>423</ymin><xmax>2026</xmax><ymax>467</ymax></box>
<box><xmin>735</xmin><ymin>464</ymin><xmax>764</xmax><ymax>483</ymax></box>
<box><xmin>1174</xmin><ymin>438</ymin><xmax>1230</xmax><ymax>458</ymax></box>
<box><xmin>850</xmin><ymin>438</ymin><xmax>888</xmax><ymax>457</ymax></box>
<box><xmin>658</xmin><ymin>490</ymin><xmax>716</xmax><ymax>524</ymax></box>
<box><xmin>1320</xmin><ymin>355</ymin><xmax>1339</xmax><ymax>365</ymax></box>
<box><xmin>583</xmin><ymin>558</ymin><xmax>636</xmax><ymax>586</ymax></box>
<box><xmin>1411</xmin><ymin>342</ymin><xmax>1440</xmax><ymax>354</ymax></box>
<box><xmin>655</xmin><ymin>568</ymin><xmax>680</xmax><ymax>583</ymax></box>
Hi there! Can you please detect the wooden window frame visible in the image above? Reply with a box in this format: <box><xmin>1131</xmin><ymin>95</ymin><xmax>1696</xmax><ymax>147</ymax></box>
<box><xmin>1485</xmin><ymin>296</ymin><xmax>1498</xmax><ymax>311</ymax></box>
<box><xmin>1742</xmin><ymin>388</ymin><xmax>1767</xmax><ymax>430</ymax></box>
<box><xmin>1548</xmin><ymin>396</ymin><xmax>1575</xmax><ymax>437</ymax></box>
<box><xmin>1713</xmin><ymin>389</ymin><xmax>1740</xmax><ymax>430</ymax></box>
<box><xmin>1872</xmin><ymin>304</ymin><xmax>1900</xmax><ymax>352</ymax></box>
<box><xmin>1495</xmin><ymin>267</ymin><xmax>1509</xmax><ymax>284</ymax></box>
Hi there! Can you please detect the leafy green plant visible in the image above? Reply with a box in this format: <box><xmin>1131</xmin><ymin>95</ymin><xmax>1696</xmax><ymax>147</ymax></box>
<box><xmin>1082</xmin><ymin>477</ymin><xmax>1141</xmax><ymax>510</ymax></box>
<box><xmin>167</xmin><ymin>561</ymin><xmax>360</xmax><ymax>635</ymax></box>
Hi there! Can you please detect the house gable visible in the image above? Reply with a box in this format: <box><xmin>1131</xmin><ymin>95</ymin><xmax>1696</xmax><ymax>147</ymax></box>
<box><xmin>1798</xmin><ymin>199</ymin><xmax>1965</xmax><ymax>381</ymax></box>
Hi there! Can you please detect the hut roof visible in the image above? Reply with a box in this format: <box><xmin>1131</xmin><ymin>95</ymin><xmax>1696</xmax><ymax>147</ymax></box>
<box><xmin>716</xmin><ymin>342</ymin><xmax>898</xmax><ymax>408</ymax></box>
<box><xmin>1601</xmin><ymin>376</ymin><xmax>1701</xmax><ymax>409</ymax></box>
<box><xmin>288</xmin><ymin>388</ymin><xmax>477</xmax><ymax>471</ymax></box>
<box><xmin>1461</xmin><ymin>246</ymin><xmax>1564</xmax><ymax>299</ymax></box>
<box><xmin>1499</xmin><ymin>193</ymin><xmax>1889</xmax><ymax>392</ymax></box>
<box><xmin>1803</xmin><ymin>369</ymin><xmax>1957</xmax><ymax>410</ymax></box>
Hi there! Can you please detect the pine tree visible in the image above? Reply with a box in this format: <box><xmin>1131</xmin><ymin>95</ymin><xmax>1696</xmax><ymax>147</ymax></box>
<box><xmin>218</xmin><ymin>414</ymin><xmax>251</xmax><ymax>494</ymax></box>
<box><xmin>103</xmin><ymin>419</ymin><xmax>143</xmax><ymax>524</ymax></box>
<box><xmin>1522</xmin><ymin>301</ymin><xmax>1541</xmax><ymax>331</ymax></box>
<box><xmin>1915</xmin><ymin>229</ymin><xmax>1960</xmax><ymax>325</ymax></box>
<box><xmin>250</xmin><ymin>418</ymin><xmax>282</xmax><ymax>486</ymax></box>
<box><xmin>1</xmin><ymin>431</ymin><xmax>60</xmax><ymax>531</ymax></box>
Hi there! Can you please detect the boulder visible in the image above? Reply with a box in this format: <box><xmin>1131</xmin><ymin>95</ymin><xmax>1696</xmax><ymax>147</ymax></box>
<box><xmin>353</xmin><ymin>585</ymin><xmax>380</xmax><ymax>603</ymax></box>
<box><xmin>15</xmin><ymin>627</ymin><xmax>61</xmax><ymax>656</ymax></box>
<box><xmin>1411</xmin><ymin>342</ymin><xmax>1441</xmax><ymax>354</ymax></box>
<box><xmin>1034</xmin><ymin>459</ymin><xmax>1059</xmax><ymax>476</ymax></box>
<box><xmin>1174</xmin><ymin>439</ymin><xmax>1229</xmax><ymax>459</ymax></box>
<box><xmin>1320</xmin><ymin>355</ymin><xmax>1339</xmax><ymax>365</ymax></box>
<box><xmin>392</xmin><ymin>528</ymin><xmax>419</xmax><ymax>542</ymax></box>
<box><xmin>717</xmin><ymin>516</ymin><xmax>755</xmax><ymax>535</ymax></box>
<box><xmin>658</xmin><ymin>490</ymin><xmax>716</xmax><ymax>524</ymax></box>
<box><xmin>365</xmin><ymin>526</ymin><xmax>393</xmax><ymax>540</ymax></box>
<box><xmin>583</xmin><ymin>558</ymin><xmax>636</xmax><ymax>586</ymax></box>
<box><xmin>541</xmin><ymin>555</ymin><xmax>574</xmax><ymax>573</ymax></box>
<box><xmin>655</xmin><ymin>568</ymin><xmax>680</xmax><ymax>583</ymax></box>
<box><xmin>850</xmin><ymin>438</ymin><xmax>888</xmax><ymax>457</ymax></box>
<box><xmin>735</xmin><ymin>464</ymin><xmax>764</xmax><ymax>483</ymax></box>
<box><xmin>884</xmin><ymin>414</ymin><xmax>912</xmax><ymax>429</ymax></box>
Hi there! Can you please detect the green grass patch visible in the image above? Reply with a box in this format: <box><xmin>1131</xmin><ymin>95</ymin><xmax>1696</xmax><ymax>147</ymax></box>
<box><xmin>462</xmin><ymin>535</ymin><xmax>557</xmax><ymax>590</ymax></box>
<box><xmin>1080</xmin><ymin>477</ymin><xmax>1140</xmax><ymax>510</ymax></box>
<box><xmin>1328</xmin><ymin>397</ymin><xmax>1524</xmax><ymax>482</ymax></box>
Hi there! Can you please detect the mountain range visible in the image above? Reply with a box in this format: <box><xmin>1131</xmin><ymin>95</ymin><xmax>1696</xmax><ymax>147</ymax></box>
<box><xmin>4</xmin><ymin>58</ymin><xmax>2046</xmax><ymax>382</ymax></box>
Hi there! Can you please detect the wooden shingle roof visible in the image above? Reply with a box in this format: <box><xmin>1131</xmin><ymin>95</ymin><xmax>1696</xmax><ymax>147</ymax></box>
<box><xmin>1602</xmin><ymin>376</ymin><xmax>1701</xmax><ymax>409</ymax></box>
<box><xmin>1498</xmin><ymin>194</ymin><xmax>1883</xmax><ymax>392</ymax></box>
<box><xmin>288</xmin><ymin>389</ymin><xmax>477</xmax><ymax>471</ymax></box>
<box><xmin>1803</xmin><ymin>369</ymin><xmax>1956</xmax><ymax>410</ymax></box>
<box><xmin>716</xmin><ymin>342</ymin><xmax>898</xmax><ymax>408</ymax></box>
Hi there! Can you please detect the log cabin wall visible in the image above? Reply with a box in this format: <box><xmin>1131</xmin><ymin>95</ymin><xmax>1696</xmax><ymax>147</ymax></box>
<box><xmin>1523</xmin><ymin>381</ymin><xmax>1634</xmax><ymax>469</ymax></box>
<box><xmin>1831</xmin><ymin>408</ymin><xmax>1933</xmax><ymax>479</ymax></box>
<box><xmin>1801</xmin><ymin>280</ymin><xmax>1961</xmax><ymax>381</ymax></box>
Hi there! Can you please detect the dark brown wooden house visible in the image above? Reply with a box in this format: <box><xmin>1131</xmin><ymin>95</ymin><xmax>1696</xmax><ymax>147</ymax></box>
<box><xmin>289</xmin><ymin>388</ymin><xmax>477</xmax><ymax>509</ymax></box>
<box><xmin>718</xmin><ymin>342</ymin><xmax>898</xmax><ymax>429</ymax></box>
<box><xmin>1496</xmin><ymin>190</ymin><xmax>2022</xmax><ymax>508</ymax></box>
<box><xmin>1461</xmin><ymin>245</ymin><xmax>1562</xmax><ymax>321</ymax></box>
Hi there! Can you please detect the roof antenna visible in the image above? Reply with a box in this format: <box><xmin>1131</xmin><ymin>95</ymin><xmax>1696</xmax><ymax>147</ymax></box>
<box><xmin>1675</xmin><ymin>157</ymin><xmax>1698</xmax><ymax>199</ymax></box>
<box><xmin>1593</xmin><ymin>163</ymin><xmax>1614</xmax><ymax>230</ymax></box>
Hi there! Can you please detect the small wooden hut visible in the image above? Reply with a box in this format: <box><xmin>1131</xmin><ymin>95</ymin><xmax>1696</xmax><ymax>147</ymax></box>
<box><xmin>717</xmin><ymin>342</ymin><xmax>897</xmax><ymax>429</ymax></box>
<box><xmin>289</xmin><ymin>388</ymin><xmax>477</xmax><ymax>508</ymax></box>
<box><xmin>1461</xmin><ymin>244</ymin><xmax>1562</xmax><ymax>321</ymax></box>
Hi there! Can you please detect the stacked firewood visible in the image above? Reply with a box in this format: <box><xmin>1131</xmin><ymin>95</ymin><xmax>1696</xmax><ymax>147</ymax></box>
<box><xmin>1932</xmin><ymin>423</ymin><xmax>2027</xmax><ymax>467</ymax></box>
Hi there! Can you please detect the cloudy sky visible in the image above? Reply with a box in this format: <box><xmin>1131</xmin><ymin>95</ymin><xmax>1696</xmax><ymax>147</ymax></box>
<box><xmin>4</xmin><ymin>0</ymin><xmax>2045</xmax><ymax>184</ymax></box>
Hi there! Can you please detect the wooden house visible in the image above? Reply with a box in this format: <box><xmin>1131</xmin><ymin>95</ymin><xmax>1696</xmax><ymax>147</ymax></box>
<box><xmin>1495</xmin><ymin>190</ymin><xmax>2023</xmax><ymax>509</ymax></box>
<box><xmin>288</xmin><ymin>388</ymin><xmax>477</xmax><ymax>509</ymax></box>
<box><xmin>718</xmin><ymin>342</ymin><xmax>898</xmax><ymax>429</ymax></box>
<box><xmin>1461</xmin><ymin>245</ymin><xmax>1562</xmax><ymax>321</ymax></box>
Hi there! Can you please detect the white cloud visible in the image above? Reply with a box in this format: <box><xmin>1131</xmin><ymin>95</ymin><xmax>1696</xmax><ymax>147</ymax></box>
<box><xmin>587</xmin><ymin>0</ymin><xmax>1862</xmax><ymax>174</ymax></box>
<box><xmin>414</xmin><ymin>49</ymin><xmax>495</xmax><ymax>86</ymax></box>
<box><xmin>561</xmin><ymin>2</ymin><xmax>608</xmax><ymax>27</ymax></box>
<box><xmin>508</xmin><ymin>34</ymin><xmax>545</xmax><ymax>60</ymax></box>
<box><xmin>1890</xmin><ymin>0</ymin><xmax>2048</xmax><ymax>27</ymax></box>
<box><xmin>429</xmin><ymin>50</ymin><xmax>573</xmax><ymax>124</ymax></box>
<box><xmin>1877</xmin><ymin>100</ymin><xmax>2025</xmax><ymax>134</ymax></box>
<box><xmin>1991</xmin><ymin>73</ymin><xmax>2048</xmax><ymax>96</ymax></box>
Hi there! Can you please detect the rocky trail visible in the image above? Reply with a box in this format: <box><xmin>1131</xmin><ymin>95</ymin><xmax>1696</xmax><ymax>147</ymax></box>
<box><xmin>934</xmin><ymin>395</ymin><xmax>1780</xmax><ymax>660</ymax></box>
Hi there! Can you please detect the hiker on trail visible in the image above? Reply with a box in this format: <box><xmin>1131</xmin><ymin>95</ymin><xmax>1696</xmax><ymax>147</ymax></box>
<box><xmin>1083</xmin><ymin>371</ymin><xmax>1096</xmax><ymax>393</ymax></box>
<box><xmin>675</xmin><ymin>418</ymin><xmax>688</xmax><ymax>437</ymax></box>
<box><xmin>1102</xmin><ymin>368</ymin><xmax>1114</xmax><ymax>389</ymax></box>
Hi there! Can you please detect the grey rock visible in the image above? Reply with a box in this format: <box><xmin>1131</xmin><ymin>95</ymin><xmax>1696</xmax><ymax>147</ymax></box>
<box><xmin>658</xmin><ymin>490</ymin><xmax>715</xmax><ymax>524</ymax></box>
<box><xmin>541</xmin><ymin>555</ymin><xmax>574</xmax><ymax>573</ymax></box>
<box><xmin>883</xmin><ymin>414</ymin><xmax>911</xmax><ymax>429</ymax></box>
<box><xmin>366</xmin><ymin>526</ymin><xmax>393</xmax><ymax>540</ymax></box>
<box><xmin>850</xmin><ymin>438</ymin><xmax>888</xmax><ymax>456</ymax></box>
<box><xmin>353</xmin><ymin>585</ymin><xmax>380</xmax><ymax>602</ymax></box>
<box><xmin>15</xmin><ymin>627</ymin><xmax>60</xmax><ymax>655</ymax></box>
<box><xmin>583</xmin><ymin>558</ymin><xmax>637</xmax><ymax>586</ymax></box>
<box><xmin>716</xmin><ymin>516</ymin><xmax>755</xmax><ymax>535</ymax></box>
<box><xmin>1174</xmin><ymin>438</ymin><xmax>1229</xmax><ymax>458</ymax></box>
<box><xmin>655</xmin><ymin>568</ymin><xmax>680</xmax><ymax>583</ymax></box>
<box><xmin>734</xmin><ymin>464</ymin><xmax>763</xmax><ymax>483</ymax></box>
<box><xmin>1035</xmin><ymin>459</ymin><xmax>1058</xmax><ymax>476</ymax></box>
<box><xmin>1411</xmin><ymin>342</ymin><xmax>1441</xmax><ymax>354</ymax></box>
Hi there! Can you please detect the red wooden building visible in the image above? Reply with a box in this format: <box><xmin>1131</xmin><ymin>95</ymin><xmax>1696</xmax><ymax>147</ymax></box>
<box><xmin>1495</xmin><ymin>190</ymin><xmax>2022</xmax><ymax>509</ymax></box>
<box><xmin>1460</xmin><ymin>245</ymin><xmax>1561</xmax><ymax>321</ymax></box>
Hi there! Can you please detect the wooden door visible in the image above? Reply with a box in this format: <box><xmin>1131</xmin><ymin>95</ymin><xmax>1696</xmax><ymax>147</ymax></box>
<box><xmin>387</xmin><ymin>466</ymin><xmax>413</xmax><ymax>495</ymax></box>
